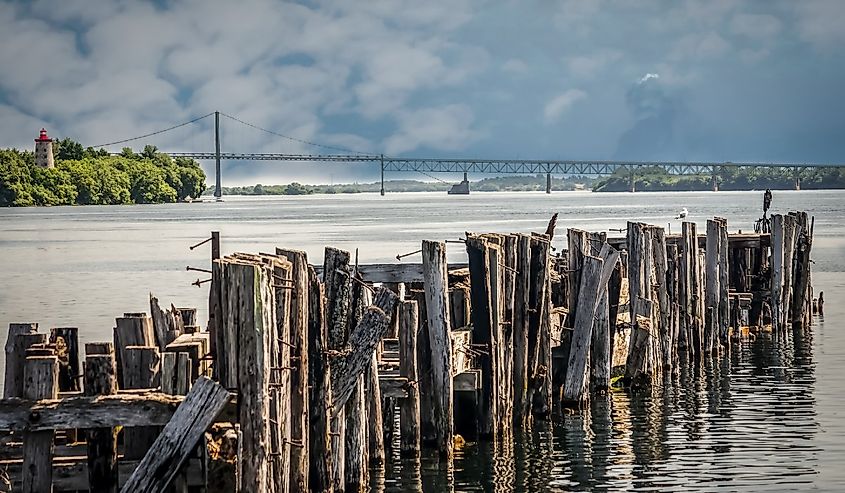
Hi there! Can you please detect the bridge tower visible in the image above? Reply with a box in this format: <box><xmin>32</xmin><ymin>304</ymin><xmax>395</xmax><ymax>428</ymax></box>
<box><xmin>34</xmin><ymin>128</ymin><xmax>54</xmax><ymax>169</ymax></box>
<box><xmin>214</xmin><ymin>111</ymin><xmax>222</xmax><ymax>201</ymax></box>
<box><xmin>546</xmin><ymin>172</ymin><xmax>551</xmax><ymax>194</ymax></box>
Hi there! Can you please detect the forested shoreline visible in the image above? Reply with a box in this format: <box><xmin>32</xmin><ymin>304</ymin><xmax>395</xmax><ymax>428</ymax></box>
<box><xmin>208</xmin><ymin>174</ymin><xmax>595</xmax><ymax>196</ymax></box>
<box><xmin>593</xmin><ymin>166</ymin><xmax>845</xmax><ymax>192</ymax></box>
<box><xmin>0</xmin><ymin>139</ymin><xmax>206</xmax><ymax>207</ymax></box>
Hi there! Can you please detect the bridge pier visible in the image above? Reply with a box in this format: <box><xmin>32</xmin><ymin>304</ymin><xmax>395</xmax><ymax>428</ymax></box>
<box><xmin>546</xmin><ymin>172</ymin><xmax>551</xmax><ymax>194</ymax></box>
<box><xmin>380</xmin><ymin>155</ymin><xmax>385</xmax><ymax>196</ymax></box>
<box><xmin>712</xmin><ymin>169</ymin><xmax>719</xmax><ymax>192</ymax></box>
<box><xmin>795</xmin><ymin>175</ymin><xmax>801</xmax><ymax>191</ymax></box>
<box><xmin>628</xmin><ymin>169</ymin><xmax>636</xmax><ymax>193</ymax></box>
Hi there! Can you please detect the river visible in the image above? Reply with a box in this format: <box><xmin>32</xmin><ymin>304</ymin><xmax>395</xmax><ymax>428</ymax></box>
<box><xmin>1</xmin><ymin>190</ymin><xmax>843</xmax><ymax>491</ymax></box>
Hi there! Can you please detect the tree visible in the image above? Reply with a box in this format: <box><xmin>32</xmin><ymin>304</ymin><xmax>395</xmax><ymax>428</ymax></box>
<box><xmin>54</xmin><ymin>138</ymin><xmax>85</xmax><ymax>161</ymax></box>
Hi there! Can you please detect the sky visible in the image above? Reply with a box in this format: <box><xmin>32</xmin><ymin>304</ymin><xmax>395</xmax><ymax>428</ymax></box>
<box><xmin>1</xmin><ymin>0</ymin><xmax>844</xmax><ymax>185</ymax></box>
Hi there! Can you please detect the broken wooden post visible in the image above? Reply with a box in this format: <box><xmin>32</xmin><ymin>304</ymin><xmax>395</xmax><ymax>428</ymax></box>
<box><xmin>277</xmin><ymin>248</ymin><xmax>310</xmax><ymax>492</ymax></box>
<box><xmin>120</xmin><ymin>377</ymin><xmax>230</xmax><ymax>493</ymax></box>
<box><xmin>681</xmin><ymin>221</ymin><xmax>701</xmax><ymax>358</ymax></box>
<box><xmin>49</xmin><ymin>327</ymin><xmax>80</xmax><ymax>392</ymax></box>
<box><xmin>399</xmin><ymin>300</ymin><xmax>421</xmax><ymax>457</ymax></box>
<box><xmin>421</xmin><ymin>239</ymin><xmax>454</xmax><ymax>459</ymax></box>
<box><xmin>84</xmin><ymin>349</ymin><xmax>119</xmax><ymax>493</ymax></box>
<box><xmin>307</xmin><ymin>266</ymin><xmax>333</xmax><ymax>492</ymax></box>
<box><xmin>331</xmin><ymin>288</ymin><xmax>398</xmax><ymax>412</ymax></box>
<box><xmin>161</xmin><ymin>351</ymin><xmax>191</xmax><ymax>396</ymax></box>
<box><xmin>3</xmin><ymin>323</ymin><xmax>38</xmax><ymax>398</ymax></box>
<box><xmin>21</xmin><ymin>355</ymin><xmax>59</xmax><ymax>493</ymax></box>
<box><xmin>113</xmin><ymin>313</ymin><xmax>155</xmax><ymax>388</ymax></box>
<box><xmin>122</xmin><ymin>346</ymin><xmax>161</xmax><ymax>460</ymax></box>
<box><xmin>526</xmin><ymin>234</ymin><xmax>551</xmax><ymax>419</ymax></box>
<box><xmin>563</xmin><ymin>255</ymin><xmax>604</xmax><ymax>405</ymax></box>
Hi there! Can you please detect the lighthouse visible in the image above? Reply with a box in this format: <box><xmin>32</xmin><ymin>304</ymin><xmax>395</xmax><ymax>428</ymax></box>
<box><xmin>34</xmin><ymin>128</ymin><xmax>55</xmax><ymax>169</ymax></box>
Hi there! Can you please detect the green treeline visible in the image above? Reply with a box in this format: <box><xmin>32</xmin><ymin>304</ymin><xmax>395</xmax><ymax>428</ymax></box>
<box><xmin>593</xmin><ymin>166</ymin><xmax>845</xmax><ymax>192</ymax></box>
<box><xmin>209</xmin><ymin>174</ymin><xmax>595</xmax><ymax>196</ymax></box>
<box><xmin>1</xmin><ymin>140</ymin><xmax>206</xmax><ymax>206</ymax></box>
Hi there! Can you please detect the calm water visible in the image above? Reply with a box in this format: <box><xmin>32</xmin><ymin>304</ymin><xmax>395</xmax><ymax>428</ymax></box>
<box><xmin>1</xmin><ymin>190</ymin><xmax>844</xmax><ymax>491</ymax></box>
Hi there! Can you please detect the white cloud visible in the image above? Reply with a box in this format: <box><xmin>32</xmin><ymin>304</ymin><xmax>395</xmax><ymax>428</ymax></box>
<box><xmin>793</xmin><ymin>0</ymin><xmax>845</xmax><ymax>49</ymax></box>
<box><xmin>384</xmin><ymin>104</ymin><xmax>479</xmax><ymax>155</ymax></box>
<box><xmin>567</xmin><ymin>50</ymin><xmax>622</xmax><ymax>78</ymax></box>
<box><xmin>669</xmin><ymin>31</ymin><xmax>731</xmax><ymax>61</ymax></box>
<box><xmin>730</xmin><ymin>13</ymin><xmax>782</xmax><ymax>40</ymax></box>
<box><xmin>502</xmin><ymin>58</ymin><xmax>528</xmax><ymax>74</ymax></box>
<box><xmin>543</xmin><ymin>89</ymin><xmax>587</xmax><ymax>123</ymax></box>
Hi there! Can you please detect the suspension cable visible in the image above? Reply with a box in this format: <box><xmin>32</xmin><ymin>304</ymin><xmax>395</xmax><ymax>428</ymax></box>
<box><xmin>218</xmin><ymin>112</ymin><xmax>372</xmax><ymax>156</ymax></box>
<box><xmin>93</xmin><ymin>112</ymin><xmax>215</xmax><ymax>148</ymax></box>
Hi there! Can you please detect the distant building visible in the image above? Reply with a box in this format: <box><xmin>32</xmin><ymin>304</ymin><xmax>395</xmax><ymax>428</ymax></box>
<box><xmin>34</xmin><ymin>128</ymin><xmax>54</xmax><ymax>169</ymax></box>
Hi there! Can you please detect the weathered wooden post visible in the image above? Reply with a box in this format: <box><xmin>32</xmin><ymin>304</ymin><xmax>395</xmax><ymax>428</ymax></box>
<box><xmin>49</xmin><ymin>327</ymin><xmax>80</xmax><ymax>392</ymax></box>
<box><xmin>681</xmin><ymin>221</ymin><xmax>701</xmax><ymax>358</ymax></box>
<box><xmin>770</xmin><ymin>214</ymin><xmax>786</xmax><ymax>333</ymax></box>
<box><xmin>3</xmin><ymin>323</ymin><xmax>38</xmax><ymax>398</ymax></box>
<box><xmin>85</xmin><ymin>347</ymin><xmax>119</xmax><ymax>493</ymax></box>
<box><xmin>512</xmin><ymin>234</ymin><xmax>531</xmax><ymax>424</ymax></box>
<box><xmin>716</xmin><ymin>218</ymin><xmax>730</xmax><ymax>345</ymax></box>
<box><xmin>21</xmin><ymin>355</ymin><xmax>59</xmax><ymax>493</ymax></box>
<box><xmin>705</xmin><ymin>219</ymin><xmax>721</xmax><ymax>353</ymax></box>
<box><xmin>421</xmin><ymin>240</ymin><xmax>454</xmax><ymax>459</ymax></box>
<box><xmin>466</xmin><ymin>235</ymin><xmax>497</xmax><ymax>440</ymax></box>
<box><xmin>563</xmin><ymin>254</ymin><xmax>604</xmax><ymax>405</ymax></box>
<box><xmin>651</xmin><ymin>228</ymin><xmax>671</xmax><ymax>367</ymax></box>
<box><xmin>791</xmin><ymin>213</ymin><xmax>814</xmax><ymax>329</ymax></box>
<box><xmin>122</xmin><ymin>346</ymin><xmax>162</xmax><ymax>460</ymax></box>
<box><xmin>307</xmin><ymin>266</ymin><xmax>333</xmax><ymax>492</ymax></box>
<box><xmin>113</xmin><ymin>313</ymin><xmax>155</xmax><ymax>388</ymax></box>
<box><xmin>399</xmin><ymin>300</ymin><xmax>421</xmax><ymax>456</ymax></box>
<box><xmin>323</xmin><ymin>247</ymin><xmax>351</xmax><ymax>491</ymax></box>
<box><xmin>526</xmin><ymin>234</ymin><xmax>551</xmax><ymax>418</ymax></box>
<box><xmin>277</xmin><ymin>248</ymin><xmax>310</xmax><ymax>492</ymax></box>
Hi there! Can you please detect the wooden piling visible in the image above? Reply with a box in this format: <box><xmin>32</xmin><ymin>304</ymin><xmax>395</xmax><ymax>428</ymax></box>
<box><xmin>84</xmin><ymin>351</ymin><xmax>118</xmax><ymax>493</ymax></box>
<box><xmin>121</xmin><ymin>377</ymin><xmax>231</xmax><ymax>493</ymax></box>
<box><xmin>526</xmin><ymin>234</ymin><xmax>551</xmax><ymax>419</ymax></box>
<box><xmin>705</xmin><ymin>219</ymin><xmax>721</xmax><ymax>353</ymax></box>
<box><xmin>466</xmin><ymin>235</ymin><xmax>497</xmax><ymax>439</ymax></box>
<box><xmin>113</xmin><ymin>313</ymin><xmax>155</xmax><ymax>388</ymax></box>
<box><xmin>398</xmin><ymin>300</ymin><xmax>421</xmax><ymax>457</ymax></box>
<box><xmin>3</xmin><ymin>323</ymin><xmax>38</xmax><ymax>398</ymax></box>
<box><xmin>277</xmin><ymin>248</ymin><xmax>310</xmax><ymax>492</ymax></box>
<box><xmin>421</xmin><ymin>240</ymin><xmax>454</xmax><ymax>459</ymax></box>
<box><xmin>161</xmin><ymin>351</ymin><xmax>191</xmax><ymax>396</ymax></box>
<box><xmin>563</xmin><ymin>254</ymin><xmax>604</xmax><ymax>405</ymax></box>
<box><xmin>47</xmin><ymin>327</ymin><xmax>79</xmax><ymax>393</ymax></box>
<box><xmin>791</xmin><ymin>213</ymin><xmax>814</xmax><ymax>328</ymax></box>
<box><xmin>512</xmin><ymin>234</ymin><xmax>531</xmax><ymax>424</ymax></box>
<box><xmin>21</xmin><ymin>355</ymin><xmax>59</xmax><ymax>493</ymax></box>
<box><xmin>717</xmin><ymin>218</ymin><xmax>730</xmax><ymax>344</ymax></box>
<box><xmin>122</xmin><ymin>346</ymin><xmax>161</xmax><ymax>460</ymax></box>
<box><xmin>323</xmin><ymin>247</ymin><xmax>351</xmax><ymax>492</ymax></box>
<box><xmin>651</xmin><ymin>228</ymin><xmax>671</xmax><ymax>368</ymax></box>
<box><xmin>307</xmin><ymin>266</ymin><xmax>333</xmax><ymax>492</ymax></box>
<box><xmin>771</xmin><ymin>214</ymin><xmax>786</xmax><ymax>333</ymax></box>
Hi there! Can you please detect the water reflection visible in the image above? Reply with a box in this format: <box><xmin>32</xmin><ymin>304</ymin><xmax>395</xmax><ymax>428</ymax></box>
<box><xmin>373</xmin><ymin>330</ymin><xmax>819</xmax><ymax>492</ymax></box>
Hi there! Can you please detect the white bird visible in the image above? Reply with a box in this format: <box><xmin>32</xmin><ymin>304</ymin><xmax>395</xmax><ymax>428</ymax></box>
<box><xmin>676</xmin><ymin>207</ymin><xmax>688</xmax><ymax>219</ymax></box>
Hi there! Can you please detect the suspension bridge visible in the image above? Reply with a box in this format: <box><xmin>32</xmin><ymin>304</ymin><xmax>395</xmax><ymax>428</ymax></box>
<box><xmin>94</xmin><ymin>111</ymin><xmax>845</xmax><ymax>199</ymax></box>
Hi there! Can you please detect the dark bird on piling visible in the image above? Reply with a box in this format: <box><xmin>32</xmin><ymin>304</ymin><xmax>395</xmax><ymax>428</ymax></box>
<box><xmin>545</xmin><ymin>213</ymin><xmax>559</xmax><ymax>242</ymax></box>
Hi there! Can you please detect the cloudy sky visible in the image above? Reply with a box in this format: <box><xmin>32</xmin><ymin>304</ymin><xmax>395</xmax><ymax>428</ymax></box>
<box><xmin>1</xmin><ymin>0</ymin><xmax>844</xmax><ymax>184</ymax></box>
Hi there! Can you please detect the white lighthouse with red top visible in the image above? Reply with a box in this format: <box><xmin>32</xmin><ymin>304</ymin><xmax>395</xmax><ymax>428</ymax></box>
<box><xmin>34</xmin><ymin>128</ymin><xmax>55</xmax><ymax>169</ymax></box>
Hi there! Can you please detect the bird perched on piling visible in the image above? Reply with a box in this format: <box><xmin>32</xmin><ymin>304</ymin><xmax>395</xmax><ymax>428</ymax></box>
<box><xmin>676</xmin><ymin>207</ymin><xmax>688</xmax><ymax>219</ymax></box>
